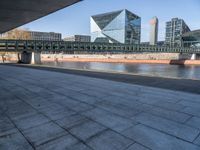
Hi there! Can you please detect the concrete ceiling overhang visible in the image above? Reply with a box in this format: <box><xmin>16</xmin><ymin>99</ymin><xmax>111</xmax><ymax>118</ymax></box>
<box><xmin>0</xmin><ymin>0</ymin><xmax>82</xmax><ymax>33</ymax></box>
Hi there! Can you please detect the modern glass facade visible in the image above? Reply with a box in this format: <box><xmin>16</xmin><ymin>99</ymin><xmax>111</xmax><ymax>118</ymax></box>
<box><xmin>165</xmin><ymin>18</ymin><xmax>190</xmax><ymax>47</ymax></box>
<box><xmin>91</xmin><ymin>9</ymin><xmax>141</xmax><ymax>44</ymax></box>
<box><xmin>182</xmin><ymin>30</ymin><xmax>200</xmax><ymax>48</ymax></box>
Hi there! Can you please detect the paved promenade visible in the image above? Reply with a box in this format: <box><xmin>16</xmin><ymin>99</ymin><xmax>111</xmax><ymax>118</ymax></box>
<box><xmin>1</xmin><ymin>64</ymin><xmax>200</xmax><ymax>150</ymax></box>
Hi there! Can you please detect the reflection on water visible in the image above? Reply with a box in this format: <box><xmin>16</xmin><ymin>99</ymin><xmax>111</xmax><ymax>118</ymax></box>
<box><xmin>42</xmin><ymin>61</ymin><xmax>200</xmax><ymax>80</ymax></box>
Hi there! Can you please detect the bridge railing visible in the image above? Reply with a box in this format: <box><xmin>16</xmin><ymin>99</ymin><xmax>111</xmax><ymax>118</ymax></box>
<box><xmin>0</xmin><ymin>39</ymin><xmax>200</xmax><ymax>53</ymax></box>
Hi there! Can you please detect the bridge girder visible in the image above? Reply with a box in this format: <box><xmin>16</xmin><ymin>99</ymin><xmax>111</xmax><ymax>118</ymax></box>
<box><xmin>0</xmin><ymin>40</ymin><xmax>200</xmax><ymax>54</ymax></box>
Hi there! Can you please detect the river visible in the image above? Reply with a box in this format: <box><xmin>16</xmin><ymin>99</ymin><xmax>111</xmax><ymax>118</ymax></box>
<box><xmin>42</xmin><ymin>61</ymin><xmax>200</xmax><ymax>80</ymax></box>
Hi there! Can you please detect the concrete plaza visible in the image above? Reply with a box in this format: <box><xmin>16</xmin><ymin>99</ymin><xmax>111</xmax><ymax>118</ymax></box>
<box><xmin>0</xmin><ymin>64</ymin><xmax>200</xmax><ymax>150</ymax></box>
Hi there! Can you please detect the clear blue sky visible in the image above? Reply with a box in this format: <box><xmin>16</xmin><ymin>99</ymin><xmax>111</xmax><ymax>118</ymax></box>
<box><xmin>22</xmin><ymin>0</ymin><xmax>200</xmax><ymax>42</ymax></box>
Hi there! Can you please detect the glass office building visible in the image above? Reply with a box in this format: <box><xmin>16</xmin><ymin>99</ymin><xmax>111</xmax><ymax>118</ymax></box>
<box><xmin>182</xmin><ymin>30</ymin><xmax>200</xmax><ymax>48</ymax></box>
<box><xmin>91</xmin><ymin>9</ymin><xmax>141</xmax><ymax>44</ymax></box>
<box><xmin>165</xmin><ymin>18</ymin><xmax>190</xmax><ymax>47</ymax></box>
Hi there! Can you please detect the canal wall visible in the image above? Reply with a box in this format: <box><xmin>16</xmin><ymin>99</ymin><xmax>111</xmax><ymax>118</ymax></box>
<box><xmin>42</xmin><ymin>53</ymin><xmax>191</xmax><ymax>60</ymax></box>
<box><xmin>41</xmin><ymin>53</ymin><xmax>200</xmax><ymax>65</ymax></box>
<box><xmin>1</xmin><ymin>53</ymin><xmax>200</xmax><ymax>65</ymax></box>
<box><xmin>0</xmin><ymin>53</ymin><xmax>18</xmax><ymax>63</ymax></box>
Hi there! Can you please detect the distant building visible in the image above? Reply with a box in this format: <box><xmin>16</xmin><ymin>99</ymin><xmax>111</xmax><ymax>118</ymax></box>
<box><xmin>149</xmin><ymin>17</ymin><xmax>158</xmax><ymax>45</ymax></box>
<box><xmin>182</xmin><ymin>29</ymin><xmax>200</xmax><ymax>48</ymax></box>
<box><xmin>141</xmin><ymin>41</ymin><xmax>164</xmax><ymax>46</ymax></box>
<box><xmin>94</xmin><ymin>37</ymin><xmax>109</xmax><ymax>43</ymax></box>
<box><xmin>91</xmin><ymin>9</ymin><xmax>141</xmax><ymax>44</ymax></box>
<box><xmin>29</xmin><ymin>31</ymin><xmax>62</xmax><ymax>41</ymax></box>
<box><xmin>0</xmin><ymin>30</ymin><xmax>62</xmax><ymax>41</ymax></box>
<box><xmin>141</xmin><ymin>42</ymin><xmax>149</xmax><ymax>45</ymax></box>
<box><xmin>64</xmin><ymin>35</ymin><xmax>91</xmax><ymax>42</ymax></box>
<box><xmin>165</xmin><ymin>18</ymin><xmax>190</xmax><ymax>47</ymax></box>
<box><xmin>157</xmin><ymin>41</ymin><xmax>165</xmax><ymax>46</ymax></box>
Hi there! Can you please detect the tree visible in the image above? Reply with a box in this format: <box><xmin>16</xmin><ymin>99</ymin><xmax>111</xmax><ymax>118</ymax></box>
<box><xmin>0</xmin><ymin>28</ymin><xmax>31</xmax><ymax>63</ymax></box>
<box><xmin>0</xmin><ymin>28</ymin><xmax>31</xmax><ymax>40</ymax></box>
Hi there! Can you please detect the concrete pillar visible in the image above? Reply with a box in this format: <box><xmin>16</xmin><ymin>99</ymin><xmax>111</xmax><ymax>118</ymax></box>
<box><xmin>20</xmin><ymin>51</ymin><xmax>32</xmax><ymax>64</ymax></box>
<box><xmin>31</xmin><ymin>52</ymin><xmax>41</xmax><ymax>64</ymax></box>
<box><xmin>191</xmin><ymin>53</ymin><xmax>196</xmax><ymax>60</ymax></box>
<box><xmin>20</xmin><ymin>51</ymin><xmax>41</xmax><ymax>64</ymax></box>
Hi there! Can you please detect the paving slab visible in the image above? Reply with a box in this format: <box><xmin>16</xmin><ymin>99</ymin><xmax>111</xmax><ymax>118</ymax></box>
<box><xmin>38</xmin><ymin>104</ymin><xmax>76</xmax><ymax>120</ymax></box>
<box><xmin>186</xmin><ymin>117</ymin><xmax>200</xmax><ymax>130</ymax></box>
<box><xmin>82</xmin><ymin>108</ymin><xmax>135</xmax><ymax>132</ymax></box>
<box><xmin>194</xmin><ymin>136</ymin><xmax>200</xmax><ymax>146</ymax></box>
<box><xmin>0</xmin><ymin>132</ymin><xmax>33</xmax><ymax>150</ymax></box>
<box><xmin>13</xmin><ymin>113</ymin><xmax>50</xmax><ymax>130</ymax></box>
<box><xmin>182</xmin><ymin>107</ymin><xmax>200</xmax><ymax>117</ymax></box>
<box><xmin>123</xmin><ymin>124</ymin><xmax>200</xmax><ymax>150</ymax></box>
<box><xmin>96</xmin><ymin>100</ymin><xmax>141</xmax><ymax>118</ymax></box>
<box><xmin>22</xmin><ymin>122</ymin><xmax>67</xmax><ymax>147</ymax></box>
<box><xmin>67</xmin><ymin>142</ymin><xmax>92</xmax><ymax>150</ymax></box>
<box><xmin>87</xmin><ymin>130</ymin><xmax>134</xmax><ymax>150</ymax></box>
<box><xmin>56</xmin><ymin>114</ymin><xmax>89</xmax><ymax>129</ymax></box>
<box><xmin>0</xmin><ymin>117</ymin><xmax>18</xmax><ymax>136</ymax></box>
<box><xmin>69</xmin><ymin>120</ymin><xmax>106</xmax><ymax>142</ymax></box>
<box><xmin>36</xmin><ymin>134</ymin><xmax>78</xmax><ymax>150</ymax></box>
<box><xmin>178</xmin><ymin>100</ymin><xmax>200</xmax><ymax>109</ymax></box>
<box><xmin>133</xmin><ymin>113</ymin><xmax>200</xmax><ymax>142</ymax></box>
<box><xmin>145</xmin><ymin>107</ymin><xmax>191</xmax><ymax>123</ymax></box>
<box><xmin>126</xmin><ymin>143</ymin><xmax>150</xmax><ymax>150</ymax></box>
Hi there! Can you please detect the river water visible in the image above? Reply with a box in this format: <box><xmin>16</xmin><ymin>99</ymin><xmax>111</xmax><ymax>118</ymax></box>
<box><xmin>42</xmin><ymin>61</ymin><xmax>200</xmax><ymax>80</ymax></box>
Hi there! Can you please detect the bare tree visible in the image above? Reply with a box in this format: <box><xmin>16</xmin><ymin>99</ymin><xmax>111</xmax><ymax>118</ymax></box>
<box><xmin>1</xmin><ymin>28</ymin><xmax>31</xmax><ymax>40</ymax></box>
<box><xmin>0</xmin><ymin>28</ymin><xmax>31</xmax><ymax>63</ymax></box>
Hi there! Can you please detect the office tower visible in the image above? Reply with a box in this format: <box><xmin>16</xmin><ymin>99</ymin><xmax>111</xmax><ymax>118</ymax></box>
<box><xmin>165</xmin><ymin>18</ymin><xmax>190</xmax><ymax>47</ymax></box>
<box><xmin>149</xmin><ymin>17</ymin><xmax>158</xmax><ymax>45</ymax></box>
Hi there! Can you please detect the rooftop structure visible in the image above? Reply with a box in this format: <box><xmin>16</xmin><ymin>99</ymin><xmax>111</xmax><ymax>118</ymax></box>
<box><xmin>91</xmin><ymin>9</ymin><xmax>141</xmax><ymax>44</ymax></box>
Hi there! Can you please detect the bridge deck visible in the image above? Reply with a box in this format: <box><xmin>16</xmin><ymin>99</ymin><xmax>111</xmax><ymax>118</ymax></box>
<box><xmin>1</xmin><ymin>65</ymin><xmax>200</xmax><ymax>150</ymax></box>
<box><xmin>0</xmin><ymin>39</ymin><xmax>200</xmax><ymax>53</ymax></box>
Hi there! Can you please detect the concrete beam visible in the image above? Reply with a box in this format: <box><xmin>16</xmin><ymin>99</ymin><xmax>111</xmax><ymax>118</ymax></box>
<box><xmin>0</xmin><ymin>0</ymin><xmax>82</xmax><ymax>33</ymax></box>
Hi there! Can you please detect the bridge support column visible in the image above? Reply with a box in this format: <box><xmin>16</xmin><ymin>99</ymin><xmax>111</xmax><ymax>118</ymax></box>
<box><xmin>191</xmin><ymin>53</ymin><xmax>196</xmax><ymax>60</ymax></box>
<box><xmin>20</xmin><ymin>51</ymin><xmax>41</xmax><ymax>64</ymax></box>
<box><xmin>31</xmin><ymin>52</ymin><xmax>41</xmax><ymax>64</ymax></box>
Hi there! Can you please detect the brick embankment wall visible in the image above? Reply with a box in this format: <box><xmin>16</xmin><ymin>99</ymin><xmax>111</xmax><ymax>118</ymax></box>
<box><xmin>42</xmin><ymin>53</ymin><xmax>182</xmax><ymax>60</ymax></box>
<box><xmin>0</xmin><ymin>53</ymin><xmax>18</xmax><ymax>62</ymax></box>
<box><xmin>41</xmin><ymin>53</ymin><xmax>200</xmax><ymax>65</ymax></box>
<box><xmin>1</xmin><ymin>53</ymin><xmax>200</xmax><ymax>65</ymax></box>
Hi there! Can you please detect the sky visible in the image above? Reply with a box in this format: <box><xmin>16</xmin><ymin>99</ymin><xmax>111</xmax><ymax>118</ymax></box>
<box><xmin>22</xmin><ymin>0</ymin><xmax>200</xmax><ymax>42</ymax></box>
